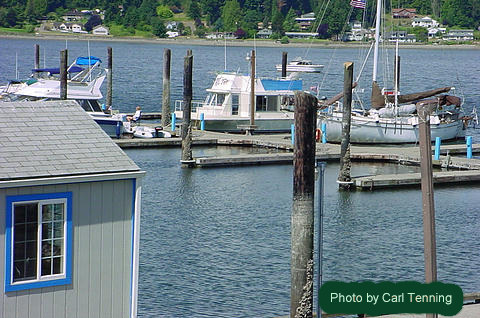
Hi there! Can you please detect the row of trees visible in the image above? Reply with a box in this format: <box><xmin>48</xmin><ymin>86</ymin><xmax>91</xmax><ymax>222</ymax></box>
<box><xmin>0</xmin><ymin>0</ymin><xmax>479</xmax><ymax>39</ymax></box>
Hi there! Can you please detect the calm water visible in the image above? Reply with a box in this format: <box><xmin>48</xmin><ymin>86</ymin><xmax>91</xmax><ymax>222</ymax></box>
<box><xmin>1</xmin><ymin>38</ymin><xmax>480</xmax><ymax>317</ymax></box>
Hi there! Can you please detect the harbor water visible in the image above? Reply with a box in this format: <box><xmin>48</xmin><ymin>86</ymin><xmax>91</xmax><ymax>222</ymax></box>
<box><xmin>1</xmin><ymin>37</ymin><xmax>480</xmax><ymax>317</ymax></box>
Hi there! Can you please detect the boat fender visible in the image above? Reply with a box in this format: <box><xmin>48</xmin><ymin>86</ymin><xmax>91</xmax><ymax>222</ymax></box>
<box><xmin>315</xmin><ymin>128</ymin><xmax>321</xmax><ymax>142</ymax></box>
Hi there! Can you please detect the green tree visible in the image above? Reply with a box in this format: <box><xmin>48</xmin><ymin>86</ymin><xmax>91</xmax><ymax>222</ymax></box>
<box><xmin>221</xmin><ymin>0</ymin><xmax>242</xmax><ymax>31</ymax></box>
<box><xmin>271</xmin><ymin>8</ymin><xmax>284</xmax><ymax>35</ymax></box>
<box><xmin>25</xmin><ymin>0</ymin><xmax>36</xmax><ymax>21</ymax></box>
<box><xmin>202</xmin><ymin>0</ymin><xmax>224</xmax><ymax>25</ymax></box>
<box><xmin>187</xmin><ymin>0</ymin><xmax>202</xmax><ymax>20</ymax></box>
<box><xmin>151</xmin><ymin>16</ymin><xmax>167</xmax><ymax>37</ymax></box>
<box><xmin>315</xmin><ymin>0</ymin><xmax>349</xmax><ymax>40</ymax></box>
<box><xmin>156</xmin><ymin>5</ymin><xmax>174</xmax><ymax>18</ymax></box>
<box><xmin>441</xmin><ymin>0</ymin><xmax>473</xmax><ymax>27</ymax></box>
<box><xmin>411</xmin><ymin>26</ymin><xmax>428</xmax><ymax>42</ymax></box>
<box><xmin>0</xmin><ymin>8</ymin><xmax>8</xmax><ymax>27</ymax></box>
<box><xmin>282</xmin><ymin>7</ymin><xmax>298</xmax><ymax>31</ymax></box>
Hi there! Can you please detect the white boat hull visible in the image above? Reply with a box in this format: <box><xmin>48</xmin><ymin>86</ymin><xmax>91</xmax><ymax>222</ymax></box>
<box><xmin>319</xmin><ymin>115</ymin><xmax>465</xmax><ymax>143</ymax></box>
<box><xmin>275</xmin><ymin>65</ymin><xmax>323</xmax><ymax>73</ymax></box>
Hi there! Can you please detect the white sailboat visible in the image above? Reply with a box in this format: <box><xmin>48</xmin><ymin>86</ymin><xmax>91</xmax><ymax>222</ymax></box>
<box><xmin>317</xmin><ymin>0</ymin><xmax>466</xmax><ymax>144</ymax></box>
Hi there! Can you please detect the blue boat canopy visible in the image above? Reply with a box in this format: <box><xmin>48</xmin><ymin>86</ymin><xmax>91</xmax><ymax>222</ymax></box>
<box><xmin>75</xmin><ymin>56</ymin><xmax>102</xmax><ymax>66</ymax></box>
<box><xmin>261</xmin><ymin>79</ymin><xmax>302</xmax><ymax>91</ymax></box>
<box><xmin>31</xmin><ymin>66</ymin><xmax>84</xmax><ymax>74</ymax></box>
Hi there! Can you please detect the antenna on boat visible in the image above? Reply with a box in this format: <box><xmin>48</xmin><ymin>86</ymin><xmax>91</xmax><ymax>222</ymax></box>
<box><xmin>15</xmin><ymin>52</ymin><xmax>18</xmax><ymax>80</ymax></box>
<box><xmin>224</xmin><ymin>33</ymin><xmax>227</xmax><ymax>71</ymax></box>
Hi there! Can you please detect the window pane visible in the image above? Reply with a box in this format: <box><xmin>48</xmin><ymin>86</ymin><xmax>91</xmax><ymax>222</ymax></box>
<box><xmin>52</xmin><ymin>257</ymin><xmax>63</xmax><ymax>274</ymax></box>
<box><xmin>13</xmin><ymin>261</ymin><xmax>25</xmax><ymax>280</ymax></box>
<box><xmin>26</xmin><ymin>223</ymin><xmax>37</xmax><ymax>241</ymax></box>
<box><xmin>42</xmin><ymin>223</ymin><xmax>52</xmax><ymax>240</ymax></box>
<box><xmin>53</xmin><ymin>239</ymin><xmax>63</xmax><ymax>256</ymax></box>
<box><xmin>25</xmin><ymin>259</ymin><xmax>37</xmax><ymax>279</ymax></box>
<box><xmin>53</xmin><ymin>204</ymin><xmax>64</xmax><ymax>221</ymax></box>
<box><xmin>41</xmin><ymin>259</ymin><xmax>52</xmax><ymax>276</ymax></box>
<box><xmin>14</xmin><ymin>243</ymin><xmax>25</xmax><ymax>260</ymax></box>
<box><xmin>15</xmin><ymin>224</ymin><xmax>26</xmax><ymax>241</ymax></box>
<box><xmin>26</xmin><ymin>241</ymin><xmax>37</xmax><ymax>259</ymax></box>
<box><xmin>42</xmin><ymin>204</ymin><xmax>53</xmax><ymax>222</ymax></box>
<box><xmin>26</xmin><ymin>205</ymin><xmax>37</xmax><ymax>222</ymax></box>
<box><xmin>14</xmin><ymin>205</ymin><xmax>26</xmax><ymax>224</ymax></box>
<box><xmin>42</xmin><ymin>241</ymin><xmax>52</xmax><ymax>257</ymax></box>
<box><xmin>53</xmin><ymin>221</ymin><xmax>63</xmax><ymax>239</ymax></box>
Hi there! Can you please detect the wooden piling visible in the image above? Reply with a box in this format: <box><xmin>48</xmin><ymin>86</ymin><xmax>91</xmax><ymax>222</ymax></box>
<box><xmin>418</xmin><ymin>104</ymin><xmax>438</xmax><ymax>318</ymax></box>
<box><xmin>181</xmin><ymin>54</ymin><xmax>194</xmax><ymax>167</ymax></box>
<box><xmin>291</xmin><ymin>91</ymin><xmax>317</xmax><ymax>318</ymax></box>
<box><xmin>162</xmin><ymin>48</ymin><xmax>171</xmax><ymax>127</ymax></box>
<box><xmin>248</xmin><ymin>49</ymin><xmax>256</xmax><ymax>135</ymax></box>
<box><xmin>60</xmin><ymin>49</ymin><xmax>68</xmax><ymax>100</ymax></box>
<box><xmin>338</xmin><ymin>62</ymin><xmax>354</xmax><ymax>190</ymax></box>
<box><xmin>106</xmin><ymin>47</ymin><xmax>113</xmax><ymax>112</ymax></box>
<box><xmin>282</xmin><ymin>51</ymin><xmax>288</xmax><ymax>78</ymax></box>
<box><xmin>34</xmin><ymin>44</ymin><xmax>40</xmax><ymax>70</ymax></box>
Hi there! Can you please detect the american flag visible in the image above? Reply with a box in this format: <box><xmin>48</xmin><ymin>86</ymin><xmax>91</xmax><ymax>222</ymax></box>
<box><xmin>350</xmin><ymin>0</ymin><xmax>366</xmax><ymax>9</ymax></box>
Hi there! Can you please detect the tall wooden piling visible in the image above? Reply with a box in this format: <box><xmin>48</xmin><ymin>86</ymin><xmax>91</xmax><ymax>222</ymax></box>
<box><xmin>291</xmin><ymin>91</ymin><xmax>317</xmax><ymax>318</ymax></box>
<box><xmin>162</xmin><ymin>48</ymin><xmax>171</xmax><ymax>127</ymax></box>
<box><xmin>248</xmin><ymin>49</ymin><xmax>256</xmax><ymax>134</ymax></box>
<box><xmin>60</xmin><ymin>49</ymin><xmax>68</xmax><ymax>100</ymax></box>
<box><xmin>106</xmin><ymin>47</ymin><xmax>113</xmax><ymax>112</ymax></box>
<box><xmin>418</xmin><ymin>104</ymin><xmax>438</xmax><ymax>318</ymax></box>
<box><xmin>338</xmin><ymin>62</ymin><xmax>354</xmax><ymax>190</ymax></box>
<box><xmin>282</xmin><ymin>51</ymin><xmax>288</xmax><ymax>78</ymax></box>
<box><xmin>34</xmin><ymin>44</ymin><xmax>40</xmax><ymax>69</ymax></box>
<box><xmin>181</xmin><ymin>54</ymin><xmax>194</xmax><ymax>167</ymax></box>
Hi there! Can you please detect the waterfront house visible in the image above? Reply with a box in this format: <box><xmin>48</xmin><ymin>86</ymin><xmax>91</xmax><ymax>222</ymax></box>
<box><xmin>256</xmin><ymin>28</ymin><xmax>272</xmax><ymax>39</ymax></box>
<box><xmin>92</xmin><ymin>25</ymin><xmax>109</xmax><ymax>35</ymax></box>
<box><xmin>285</xmin><ymin>32</ymin><xmax>319</xmax><ymax>39</ymax></box>
<box><xmin>0</xmin><ymin>101</ymin><xmax>144</xmax><ymax>318</ymax></box>
<box><xmin>412</xmin><ymin>16</ymin><xmax>438</xmax><ymax>28</ymax></box>
<box><xmin>392</xmin><ymin>8</ymin><xmax>417</xmax><ymax>19</ymax></box>
<box><xmin>295</xmin><ymin>12</ymin><xmax>316</xmax><ymax>31</ymax></box>
<box><xmin>385</xmin><ymin>31</ymin><xmax>416</xmax><ymax>42</ymax></box>
<box><xmin>62</xmin><ymin>10</ymin><xmax>84</xmax><ymax>22</ymax></box>
<box><xmin>443</xmin><ymin>29</ymin><xmax>474</xmax><ymax>41</ymax></box>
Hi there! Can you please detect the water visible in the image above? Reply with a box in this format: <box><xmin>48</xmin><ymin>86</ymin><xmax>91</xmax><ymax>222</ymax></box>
<box><xmin>2</xmin><ymin>37</ymin><xmax>480</xmax><ymax>317</ymax></box>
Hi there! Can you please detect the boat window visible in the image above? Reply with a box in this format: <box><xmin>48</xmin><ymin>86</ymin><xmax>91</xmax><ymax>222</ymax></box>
<box><xmin>256</xmin><ymin>96</ymin><xmax>277</xmax><ymax>112</ymax></box>
<box><xmin>88</xmin><ymin>100</ymin><xmax>103</xmax><ymax>112</ymax></box>
<box><xmin>76</xmin><ymin>100</ymin><xmax>92</xmax><ymax>112</ymax></box>
<box><xmin>216</xmin><ymin>94</ymin><xmax>226</xmax><ymax>106</ymax></box>
<box><xmin>232</xmin><ymin>94</ymin><xmax>239</xmax><ymax>115</ymax></box>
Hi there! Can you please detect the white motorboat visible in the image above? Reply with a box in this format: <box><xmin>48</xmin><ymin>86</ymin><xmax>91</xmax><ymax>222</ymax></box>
<box><xmin>275</xmin><ymin>57</ymin><xmax>324</xmax><ymax>73</ymax></box>
<box><xmin>317</xmin><ymin>0</ymin><xmax>466</xmax><ymax>144</ymax></box>
<box><xmin>174</xmin><ymin>72</ymin><xmax>302</xmax><ymax>133</ymax></box>
<box><xmin>1</xmin><ymin>56</ymin><xmax>125</xmax><ymax>138</ymax></box>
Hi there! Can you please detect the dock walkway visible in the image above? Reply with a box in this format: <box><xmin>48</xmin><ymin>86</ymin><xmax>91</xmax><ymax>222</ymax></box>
<box><xmin>114</xmin><ymin>130</ymin><xmax>480</xmax><ymax>189</ymax></box>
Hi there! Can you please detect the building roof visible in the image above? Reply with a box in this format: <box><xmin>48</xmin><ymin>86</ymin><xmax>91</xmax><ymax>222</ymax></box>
<box><xmin>0</xmin><ymin>100</ymin><xmax>140</xmax><ymax>181</ymax></box>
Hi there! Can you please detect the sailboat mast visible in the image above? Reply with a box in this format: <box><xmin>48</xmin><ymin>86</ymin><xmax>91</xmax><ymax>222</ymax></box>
<box><xmin>372</xmin><ymin>0</ymin><xmax>382</xmax><ymax>82</ymax></box>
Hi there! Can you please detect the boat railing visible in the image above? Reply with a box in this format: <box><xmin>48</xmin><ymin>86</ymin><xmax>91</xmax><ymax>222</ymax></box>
<box><xmin>174</xmin><ymin>100</ymin><xmax>204</xmax><ymax>112</ymax></box>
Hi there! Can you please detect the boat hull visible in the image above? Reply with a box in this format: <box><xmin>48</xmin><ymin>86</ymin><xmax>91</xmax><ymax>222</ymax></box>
<box><xmin>91</xmin><ymin>116</ymin><xmax>124</xmax><ymax>138</ymax></box>
<box><xmin>319</xmin><ymin>115</ymin><xmax>465</xmax><ymax>143</ymax></box>
<box><xmin>195</xmin><ymin>118</ymin><xmax>294</xmax><ymax>133</ymax></box>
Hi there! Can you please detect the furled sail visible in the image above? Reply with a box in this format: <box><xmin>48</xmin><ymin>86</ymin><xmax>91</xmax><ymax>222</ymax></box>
<box><xmin>370</xmin><ymin>83</ymin><xmax>452</xmax><ymax>109</ymax></box>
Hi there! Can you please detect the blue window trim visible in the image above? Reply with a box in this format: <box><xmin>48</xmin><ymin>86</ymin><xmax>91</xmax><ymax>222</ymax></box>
<box><xmin>5</xmin><ymin>192</ymin><xmax>73</xmax><ymax>292</ymax></box>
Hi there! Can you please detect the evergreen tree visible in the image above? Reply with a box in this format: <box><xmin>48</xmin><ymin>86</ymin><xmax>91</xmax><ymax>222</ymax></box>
<box><xmin>201</xmin><ymin>0</ymin><xmax>224</xmax><ymax>25</ymax></box>
<box><xmin>282</xmin><ymin>7</ymin><xmax>297</xmax><ymax>31</ymax></box>
<box><xmin>25</xmin><ymin>0</ymin><xmax>36</xmax><ymax>21</ymax></box>
<box><xmin>221</xmin><ymin>0</ymin><xmax>242</xmax><ymax>31</ymax></box>
<box><xmin>151</xmin><ymin>16</ymin><xmax>167</xmax><ymax>36</ymax></box>
<box><xmin>271</xmin><ymin>8</ymin><xmax>284</xmax><ymax>35</ymax></box>
<box><xmin>187</xmin><ymin>0</ymin><xmax>202</xmax><ymax>20</ymax></box>
<box><xmin>316</xmin><ymin>0</ymin><xmax>349</xmax><ymax>40</ymax></box>
<box><xmin>441</xmin><ymin>0</ymin><xmax>473</xmax><ymax>27</ymax></box>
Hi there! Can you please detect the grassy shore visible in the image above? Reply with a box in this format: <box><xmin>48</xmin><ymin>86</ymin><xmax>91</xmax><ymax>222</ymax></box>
<box><xmin>1</xmin><ymin>31</ymin><xmax>479</xmax><ymax>50</ymax></box>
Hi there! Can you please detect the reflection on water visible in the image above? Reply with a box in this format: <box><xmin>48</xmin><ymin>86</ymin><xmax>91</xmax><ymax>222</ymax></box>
<box><xmin>126</xmin><ymin>146</ymin><xmax>480</xmax><ymax>318</ymax></box>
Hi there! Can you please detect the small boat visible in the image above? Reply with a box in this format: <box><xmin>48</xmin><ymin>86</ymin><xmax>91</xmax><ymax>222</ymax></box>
<box><xmin>174</xmin><ymin>72</ymin><xmax>302</xmax><ymax>133</ymax></box>
<box><xmin>275</xmin><ymin>57</ymin><xmax>324</xmax><ymax>73</ymax></box>
<box><xmin>124</xmin><ymin>123</ymin><xmax>171</xmax><ymax>138</ymax></box>
<box><xmin>1</xmin><ymin>56</ymin><xmax>125</xmax><ymax>138</ymax></box>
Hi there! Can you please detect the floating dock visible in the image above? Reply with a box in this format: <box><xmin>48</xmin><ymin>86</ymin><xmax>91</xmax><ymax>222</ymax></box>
<box><xmin>114</xmin><ymin>130</ymin><xmax>480</xmax><ymax>189</ymax></box>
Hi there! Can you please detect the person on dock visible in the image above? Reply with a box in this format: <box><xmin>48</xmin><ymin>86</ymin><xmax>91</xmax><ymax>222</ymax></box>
<box><xmin>127</xmin><ymin>106</ymin><xmax>142</xmax><ymax>123</ymax></box>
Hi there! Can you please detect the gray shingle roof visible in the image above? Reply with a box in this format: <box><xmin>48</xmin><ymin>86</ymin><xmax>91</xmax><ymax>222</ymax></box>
<box><xmin>0</xmin><ymin>100</ymin><xmax>140</xmax><ymax>181</ymax></box>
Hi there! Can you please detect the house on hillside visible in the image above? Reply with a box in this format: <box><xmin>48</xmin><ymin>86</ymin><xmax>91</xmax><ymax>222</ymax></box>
<box><xmin>385</xmin><ymin>31</ymin><xmax>416</xmax><ymax>42</ymax></box>
<box><xmin>52</xmin><ymin>22</ymin><xmax>84</xmax><ymax>33</ymax></box>
<box><xmin>62</xmin><ymin>10</ymin><xmax>85</xmax><ymax>22</ymax></box>
<box><xmin>0</xmin><ymin>100</ymin><xmax>144</xmax><ymax>318</ymax></box>
<box><xmin>427</xmin><ymin>27</ymin><xmax>446</xmax><ymax>38</ymax></box>
<box><xmin>342</xmin><ymin>21</ymin><xmax>367</xmax><ymax>41</ymax></box>
<box><xmin>285</xmin><ymin>32</ymin><xmax>319</xmax><ymax>39</ymax></box>
<box><xmin>392</xmin><ymin>8</ymin><xmax>417</xmax><ymax>19</ymax></box>
<box><xmin>92</xmin><ymin>25</ymin><xmax>109</xmax><ymax>35</ymax></box>
<box><xmin>412</xmin><ymin>16</ymin><xmax>438</xmax><ymax>28</ymax></box>
<box><xmin>443</xmin><ymin>30</ymin><xmax>474</xmax><ymax>41</ymax></box>
<box><xmin>257</xmin><ymin>28</ymin><xmax>272</xmax><ymax>39</ymax></box>
<box><xmin>295</xmin><ymin>12</ymin><xmax>316</xmax><ymax>31</ymax></box>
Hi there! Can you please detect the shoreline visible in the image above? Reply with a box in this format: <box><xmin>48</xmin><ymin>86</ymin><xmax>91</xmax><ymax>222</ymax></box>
<box><xmin>1</xmin><ymin>32</ymin><xmax>479</xmax><ymax>50</ymax></box>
